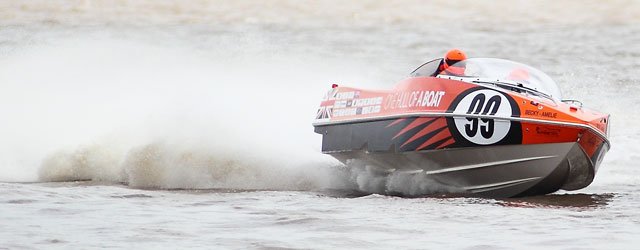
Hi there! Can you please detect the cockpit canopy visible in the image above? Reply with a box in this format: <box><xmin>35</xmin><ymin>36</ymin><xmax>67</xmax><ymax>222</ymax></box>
<box><xmin>411</xmin><ymin>58</ymin><xmax>562</xmax><ymax>100</ymax></box>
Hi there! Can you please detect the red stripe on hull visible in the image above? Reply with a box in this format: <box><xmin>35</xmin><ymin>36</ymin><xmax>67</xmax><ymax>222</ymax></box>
<box><xmin>417</xmin><ymin>129</ymin><xmax>452</xmax><ymax>151</ymax></box>
<box><xmin>386</xmin><ymin>118</ymin><xmax>407</xmax><ymax>128</ymax></box>
<box><xmin>400</xmin><ymin>118</ymin><xmax>446</xmax><ymax>147</ymax></box>
<box><xmin>436</xmin><ymin>138</ymin><xmax>456</xmax><ymax>149</ymax></box>
<box><xmin>392</xmin><ymin>117</ymin><xmax>434</xmax><ymax>139</ymax></box>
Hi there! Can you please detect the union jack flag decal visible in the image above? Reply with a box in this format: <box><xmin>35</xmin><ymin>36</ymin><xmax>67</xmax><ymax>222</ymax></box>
<box><xmin>316</xmin><ymin>106</ymin><xmax>333</xmax><ymax>120</ymax></box>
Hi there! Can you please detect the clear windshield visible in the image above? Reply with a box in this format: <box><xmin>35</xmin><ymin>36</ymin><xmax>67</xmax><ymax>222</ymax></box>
<box><xmin>438</xmin><ymin>58</ymin><xmax>562</xmax><ymax>99</ymax></box>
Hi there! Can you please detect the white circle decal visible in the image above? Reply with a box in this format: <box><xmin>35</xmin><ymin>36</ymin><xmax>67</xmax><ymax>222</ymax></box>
<box><xmin>453</xmin><ymin>89</ymin><xmax>512</xmax><ymax>145</ymax></box>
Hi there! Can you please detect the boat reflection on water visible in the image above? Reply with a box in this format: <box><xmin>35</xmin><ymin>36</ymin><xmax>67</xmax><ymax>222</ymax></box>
<box><xmin>498</xmin><ymin>193</ymin><xmax>614</xmax><ymax>209</ymax></box>
<box><xmin>319</xmin><ymin>188</ymin><xmax>614</xmax><ymax>209</ymax></box>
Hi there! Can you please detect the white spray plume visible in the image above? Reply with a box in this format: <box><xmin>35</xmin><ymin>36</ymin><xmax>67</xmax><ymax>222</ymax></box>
<box><xmin>1</xmin><ymin>37</ymin><xmax>454</xmax><ymax>196</ymax></box>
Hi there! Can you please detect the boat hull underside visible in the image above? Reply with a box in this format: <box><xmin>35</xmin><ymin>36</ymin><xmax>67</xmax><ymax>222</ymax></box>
<box><xmin>328</xmin><ymin>142</ymin><xmax>595</xmax><ymax>198</ymax></box>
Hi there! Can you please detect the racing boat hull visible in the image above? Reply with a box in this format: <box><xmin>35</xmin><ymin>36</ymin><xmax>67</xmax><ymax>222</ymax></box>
<box><xmin>315</xmin><ymin>118</ymin><xmax>608</xmax><ymax>197</ymax></box>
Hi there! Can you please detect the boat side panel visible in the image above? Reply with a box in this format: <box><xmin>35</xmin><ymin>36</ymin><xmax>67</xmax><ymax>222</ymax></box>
<box><xmin>315</xmin><ymin>77</ymin><xmax>610</xmax><ymax>139</ymax></box>
<box><xmin>316</xmin><ymin>117</ymin><xmax>594</xmax><ymax>152</ymax></box>
<box><xmin>315</xmin><ymin>118</ymin><xmax>457</xmax><ymax>153</ymax></box>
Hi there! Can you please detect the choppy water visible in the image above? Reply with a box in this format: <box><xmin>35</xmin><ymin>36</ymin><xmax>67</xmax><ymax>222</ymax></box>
<box><xmin>1</xmin><ymin>1</ymin><xmax>639</xmax><ymax>249</ymax></box>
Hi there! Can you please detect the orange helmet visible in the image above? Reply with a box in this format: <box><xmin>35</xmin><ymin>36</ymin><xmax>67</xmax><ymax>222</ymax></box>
<box><xmin>442</xmin><ymin>49</ymin><xmax>467</xmax><ymax>75</ymax></box>
<box><xmin>444</xmin><ymin>49</ymin><xmax>467</xmax><ymax>67</ymax></box>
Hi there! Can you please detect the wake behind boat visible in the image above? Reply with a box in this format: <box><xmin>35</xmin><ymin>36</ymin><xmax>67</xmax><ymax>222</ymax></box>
<box><xmin>313</xmin><ymin>57</ymin><xmax>610</xmax><ymax>198</ymax></box>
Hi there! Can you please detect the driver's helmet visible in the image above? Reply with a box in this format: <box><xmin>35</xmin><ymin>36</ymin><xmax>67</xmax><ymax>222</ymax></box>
<box><xmin>442</xmin><ymin>49</ymin><xmax>467</xmax><ymax>75</ymax></box>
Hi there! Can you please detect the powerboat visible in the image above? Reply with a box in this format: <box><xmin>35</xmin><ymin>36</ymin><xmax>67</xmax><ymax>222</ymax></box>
<box><xmin>313</xmin><ymin>58</ymin><xmax>610</xmax><ymax>198</ymax></box>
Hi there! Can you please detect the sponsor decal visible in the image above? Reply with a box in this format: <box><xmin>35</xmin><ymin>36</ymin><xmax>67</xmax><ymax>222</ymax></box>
<box><xmin>449</xmin><ymin>88</ymin><xmax>521</xmax><ymax>145</ymax></box>
<box><xmin>324</xmin><ymin>90</ymin><xmax>382</xmax><ymax>118</ymax></box>
<box><xmin>535</xmin><ymin>126</ymin><xmax>561</xmax><ymax>137</ymax></box>
<box><xmin>334</xmin><ymin>97</ymin><xmax>383</xmax><ymax>108</ymax></box>
<box><xmin>360</xmin><ymin>105</ymin><xmax>381</xmax><ymax>114</ymax></box>
<box><xmin>384</xmin><ymin>90</ymin><xmax>445</xmax><ymax>110</ymax></box>
<box><xmin>333</xmin><ymin>105</ymin><xmax>382</xmax><ymax>117</ymax></box>
<box><xmin>525</xmin><ymin>110</ymin><xmax>558</xmax><ymax>118</ymax></box>
<box><xmin>334</xmin><ymin>100</ymin><xmax>347</xmax><ymax>108</ymax></box>
<box><xmin>332</xmin><ymin>96</ymin><xmax>383</xmax><ymax>117</ymax></box>
<box><xmin>333</xmin><ymin>108</ymin><xmax>358</xmax><ymax>117</ymax></box>
<box><xmin>352</xmin><ymin>97</ymin><xmax>383</xmax><ymax>107</ymax></box>
<box><xmin>335</xmin><ymin>91</ymin><xmax>356</xmax><ymax>100</ymax></box>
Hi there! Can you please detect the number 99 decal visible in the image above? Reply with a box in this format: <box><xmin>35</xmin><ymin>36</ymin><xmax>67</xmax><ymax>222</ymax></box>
<box><xmin>449</xmin><ymin>88</ymin><xmax>521</xmax><ymax>145</ymax></box>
